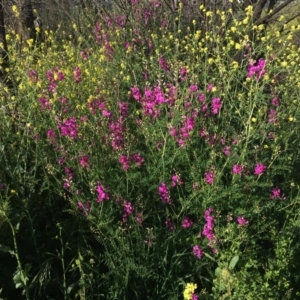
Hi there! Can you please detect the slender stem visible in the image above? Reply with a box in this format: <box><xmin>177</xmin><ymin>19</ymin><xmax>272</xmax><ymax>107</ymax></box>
<box><xmin>7</xmin><ymin>219</ymin><xmax>30</xmax><ymax>300</ymax></box>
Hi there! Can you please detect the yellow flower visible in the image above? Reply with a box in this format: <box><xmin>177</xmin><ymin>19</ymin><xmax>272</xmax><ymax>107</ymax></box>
<box><xmin>183</xmin><ymin>283</ymin><xmax>197</xmax><ymax>300</ymax></box>
<box><xmin>12</xmin><ymin>5</ymin><xmax>20</xmax><ymax>17</ymax></box>
<box><xmin>235</xmin><ymin>43</ymin><xmax>242</xmax><ymax>50</ymax></box>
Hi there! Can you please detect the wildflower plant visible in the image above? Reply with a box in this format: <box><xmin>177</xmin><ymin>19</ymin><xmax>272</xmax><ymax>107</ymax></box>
<box><xmin>1</xmin><ymin>1</ymin><xmax>300</xmax><ymax>299</ymax></box>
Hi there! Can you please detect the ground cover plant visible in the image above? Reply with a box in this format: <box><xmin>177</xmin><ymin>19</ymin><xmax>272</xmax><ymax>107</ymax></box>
<box><xmin>1</xmin><ymin>0</ymin><xmax>300</xmax><ymax>299</ymax></box>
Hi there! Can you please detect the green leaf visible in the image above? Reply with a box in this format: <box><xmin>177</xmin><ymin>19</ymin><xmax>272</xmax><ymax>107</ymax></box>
<box><xmin>0</xmin><ymin>244</ymin><xmax>15</xmax><ymax>256</ymax></box>
<box><xmin>204</xmin><ymin>252</ymin><xmax>216</xmax><ymax>262</ymax></box>
<box><xmin>229</xmin><ymin>255</ymin><xmax>239</xmax><ymax>270</ymax></box>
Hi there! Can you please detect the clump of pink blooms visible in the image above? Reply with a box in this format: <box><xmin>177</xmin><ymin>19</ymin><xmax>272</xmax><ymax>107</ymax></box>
<box><xmin>182</xmin><ymin>216</ymin><xmax>193</xmax><ymax>228</ymax></box>
<box><xmin>205</xmin><ymin>169</ymin><xmax>216</xmax><ymax>185</ymax></box>
<box><xmin>158</xmin><ymin>182</ymin><xmax>172</xmax><ymax>204</ymax></box>
<box><xmin>233</xmin><ymin>164</ymin><xmax>243</xmax><ymax>175</ymax></box>
<box><xmin>95</xmin><ymin>182</ymin><xmax>109</xmax><ymax>203</ymax></box>
<box><xmin>63</xmin><ymin>167</ymin><xmax>75</xmax><ymax>189</ymax></box>
<box><xmin>201</xmin><ymin>208</ymin><xmax>217</xmax><ymax>252</ymax></box>
<box><xmin>78</xmin><ymin>201</ymin><xmax>91</xmax><ymax>216</ymax></box>
<box><xmin>247</xmin><ymin>58</ymin><xmax>267</xmax><ymax>80</ymax></box>
<box><xmin>192</xmin><ymin>294</ymin><xmax>199</xmax><ymax>300</ymax></box>
<box><xmin>171</xmin><ymin>174</ymin><xmax>184</xmax><ymax>187</ymax></box>
<box><xmin>122</xmin><ymin>201</ymin><xmax>134</xmax><ymax>223</ymax></box>
<box><xmin>47</xmin><ymin>129</ymin><xmax>57</xmax><ymax>144</ymax></box>
<box><xmin>39</xmin><ymin>97</ymin><xmax>51</xmax><ymax>110</ymax></box>
<box><xmin>254</xmin><ymin>163</ymin><xmax>266</xmax><ymax>175</ymax></box>
<box><xmin>119</xmin><ymin>153</ymin><xmax>145</xmax><ymax>171</ymax></box>
<box><xmin>192</xmin><ymin>245</ymin><xmax>204</xmax><ymax>259</ymax></box>
<box><xmin>73</xmin><ymin>66</ymin><xmax>82</xmax><ymax>83</ymax></box>
<box><xmin>28</xmin><ymin>69</ymin><xmax>38</xmax><ymax>82</ymax></box>
<box><xmin>165</xmin><ymin>217</ymin><xmax>175</xmax><ymax>231</ymax></box>
<box><xmin>237</xmin><ymin>216</ymin><xmax>249</xmax><ymax>226</ymax></box>
<box><xmin>270</xmin><ymin>187</ymin><xmax>285</xmax><ymax>200</ymax></box>
<box><xmin>158</xmin><ymin>57</ymin><xmax>170</xmax><ymax>72</ymax></box>
<box><xmin>79</xmin><ymin>155</ymin><xmax>89</xmax><ymax>168</ymax></box>
<box><xmin>46</xmin><ymin>68</ymin><xmax>65</xmax><ymax>92</ymax></box>
<box><xmin>59</xmin><ymin>117</ymin><xmax>78</xmax><ymax>140</ymax></box>
<box><xmin>212</xmin><ymin>97</ymin><xmax>222</xmax><ymax>114</ymax></box>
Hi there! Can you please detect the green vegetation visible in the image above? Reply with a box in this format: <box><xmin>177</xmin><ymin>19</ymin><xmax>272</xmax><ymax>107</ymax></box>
<box><xmin>1</xmin><ymin>1</ymin><xmax>300</xmax><ymax>299</ymax></box>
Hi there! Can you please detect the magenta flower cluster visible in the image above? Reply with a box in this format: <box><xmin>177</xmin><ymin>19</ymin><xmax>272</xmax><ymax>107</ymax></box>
<box><xmin>95</xmin><ymin>182</ymin><xmax>109</xmax><ymax>203</ymax></box>
<box><xmin>270</xmin><ymin>187</ymin><xmax>285</xmax><ymax>200</ymax></box>
<box><xmin>63</xmin><ymin>167</ymin><xmax>75</xmax><ymax>189</ymax></box>
<box><xmin>182</xmin><ymin>216</ymin><xmax>193</xmax><ymax>228</ymax></box>
<box><xmin>59</xmin><ymin>117</ymin><xmax>78</xmax><ymax>140</ymax></box>
<box><xmin>165</xmin><ymin>217</ymin><xmax>175</xmax><ymax>231</ymax></box>
<box><xmin>119</xmin><ymin>153</ymin><xmax>145</xmax><ymax>171</ymax></box>
<box><xmin>131</xmin><ymin>85</ymin><xmax>169</xmax><ymax>119</ymax></box>
<box><xmin>122</xmin><ymin>201</ymin><xmax>134</xmax><ymax>223</ymax></box>
<box><xmin>78</xmin><ymin>201</ymin><xmax>91</xmax><ymax>216</ymax></box>
<box><xmin>73</xmin><ymin>66</ymin><xmax>82</xmax><ymax>83</ymax></box>
<box><xmin>233</xmin><ymin>164</ymin><xmax>243</xmax><ymax>174</ymax></box>
<box><xmin>171</xmin><ymin>174</ymin><xmax>184</xmax><ymax>187</ymax></box>
<box><xmin>202</xmin><ymin>208</ymin><xmax>216</xmax><ymax>252</ymax></box>
<box><xmin>247</xmin><ymin>58</ymin><xmax>267</xmax><ymax>80</ymax></box>
<box><xmin>237</xmin><ymin>216</ymin><xmax>249</xmax><ymax>226</ymax></box>
<box><xmin>192</xmin><ymin>245</ymin><xmax>204</xmax><ymax>259</ymax></box>
<box><xmin>205</xmin><ymin>169</ymin><xmax>215</xmax><ymax>185</ymax></box>
<box><xmin>254</xmin><ymin>163</ymin><xmax>266</xmax><ymax>175</ymax></box>
<box><xmin>158</xmin><ymin>182</ymin><xmax>172</xmax><ymax>204</ymax></box>
<box><xmin>46</xmin><ymin>68</ymin><xmax>65</xmax><ymax>92</ymax></box>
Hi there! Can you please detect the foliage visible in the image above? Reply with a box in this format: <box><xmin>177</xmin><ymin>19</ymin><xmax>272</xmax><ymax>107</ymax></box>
<box><xmin>1</xmin><ymin>1</ymin><xmax>300</xmax><ymax>299</ymax></box>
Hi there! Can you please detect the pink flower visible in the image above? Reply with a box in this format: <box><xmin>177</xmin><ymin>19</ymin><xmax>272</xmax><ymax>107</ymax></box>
<box><xmin>79</xmin><ymin>155</ymin><xmax>89</xmax><ymax>168</ymax></box>
<box><xmin>268</xmin><ymin>109</ymin><xmax>278</xmax><ymax>124</ymax></box>
<box><xmin>223</xmin><ymin>146</ymin><xmax>230</xmax><ymax>156</ymax></box>
<box><xmin>207</xmin><ymin>83</ymin><xmax>214</xmax><ymax>91</ymax></box>
<box><xmin>182</xmin><ymin>216</ymin><xmax>193</xmax><ymax>228</ymax></box>
<box><xmin>123</xmin><ymin>201</ymin><xmax>134</xmax><ymax>215</ymax></box>
<box><xmin>131</xmin><ymin>87</ymin><xmax>142</xmax><ymax>101</ymax></box>
<box><xmin>233</xmin><ymin>164</ymin><xmax>243</xmax><ymax>174</ymax></box>
<box><xmin>95</xmin><ymin>182</ymin><xmax>109</xmax><ymax>203</ymax></box>
<box><xmin>205</xmin><ymin>170</ymin><xmax>215</xmax><ymax>185</ymax></box>
<box><xmin>192</xmin><ymin>245</ymin><xmax>204</xmax><ymax>259</ymax></box>
<box><xmin>158</xmin><ymin>57</ymin><xmax>170</xmax><ymax>72</ymax></box>
<box><xmin>119</xmin><ymin>155</ymin><xmax>130</xmax><ymax>171</ymax></box>
<box><xmin>271</xmin><ymin>96</ymin><xmax>280</xmax><ymax>106</ymax></box>
<box><xmin>165</xmin><ymin>217</ymin><xmax>175</xmax><ymax>231</ymax></box>
<box><xmin>39</xmin><ymin>97</ymin><xmax>51</xmax><ymax>110</ymax></box>
<box><xmin>254</xmin><ymin>163</ymin><xmax>266</xmax><ymax>175</ymax></box>
<box><xmin>199</xmin><ymin>93</ymin><xmax>205</xmax><ymax>103</ymax></box>
<box><xmin>73</xmin><ymin>66</ymin><xmax>82</xmax><ymax>83</ymax></box>
<box><xmin>59</xmin><ymin>117</ymin><xmax>78</xmax><ymax>140</ymax></box>
<box><xmin>158</xmin><ymin>182</ymin><xmax>172</xmax><ymax>204</ymax></box>
<box><xmin>237</xmin><ymin>216</ymin><xmax>249</xmax><ymax>226</ymax></box>
<box><xmin>136</xmin><ymin>212</ymin><xmax>143</xmax><ymax>226</ymax></box>
<box><xmin>179</xmin><ymin>67</ymin><xmax>188</xmax><ymax>81</ymax></box>
<box><xmin>131</xmin><ymin>153</ymin><xmax>144</xmax><ymax>167</ymax></box>
<box><xmin>171</xmin><ymin>174</ymin><xmax>183</xmax><ymax>187</ymax></box>
<box><xmin>212</xmin><ymin>97</ymin><xmax>222</xmax><ymax>114</ymax></box>
<box><xmin>78</xmin><ymin>201</ymin><xmax>91</xmax><ymax>216</ymax></box>
<box><xmin>247</xmin><ymin>58</ymin><xmax>266</xmax><ymax>80</ymax></box>
<box><xmin>202</xmin><ymin>208</ymin><xmax>215</xmax><ymax>242</ymax></box>
<box><xmin>270</xmin><ymin>187</ymin><xmax>285</xmax><ymax>200</ymax></box>
<box><xmin>189</xmin><ymin>84</ymin><xmax>198</xmax><ymax>93</ymax></box>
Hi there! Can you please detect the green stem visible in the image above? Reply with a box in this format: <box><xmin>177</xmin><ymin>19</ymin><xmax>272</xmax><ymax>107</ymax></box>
<box><xmin>7</xmin><ymin>219</ymin><xmax>30</xmax><ymax>300</ymax></box>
